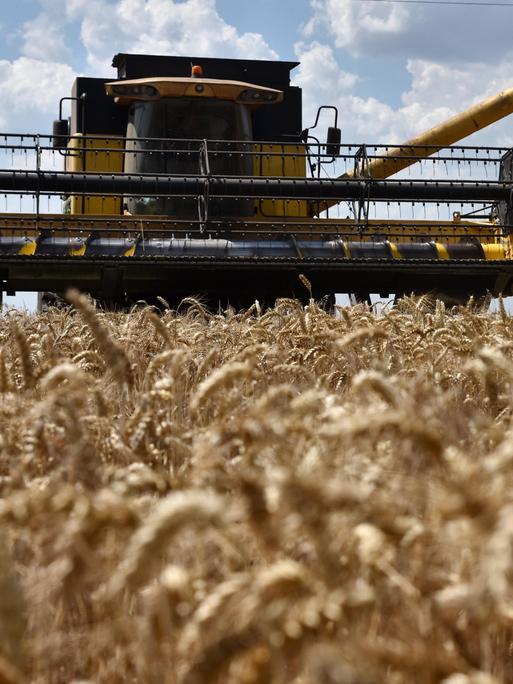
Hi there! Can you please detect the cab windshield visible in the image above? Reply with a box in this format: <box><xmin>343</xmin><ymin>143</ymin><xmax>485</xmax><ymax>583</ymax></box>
<box><xmin>125</xmin><ymin>98</ymin><xmax>253</xmax><ymax>217</ymax></box>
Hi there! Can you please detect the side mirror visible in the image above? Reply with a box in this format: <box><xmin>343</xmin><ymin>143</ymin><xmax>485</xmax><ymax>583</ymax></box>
<box><xmin>326</xmin><ymin>126</ymin><xmax>341</xmax><ymax>157</ymax></box>
<box><xmin>52</xmin><ymin>119</ymin><xmax>70</xmax><ymax>149</ymax></box>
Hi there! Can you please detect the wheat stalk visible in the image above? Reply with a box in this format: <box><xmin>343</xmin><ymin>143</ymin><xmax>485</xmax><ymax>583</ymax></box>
<box><xmin>0</xmin><ymin>298</ymin><xmax>512</xmax><ymax>682</ymax></box>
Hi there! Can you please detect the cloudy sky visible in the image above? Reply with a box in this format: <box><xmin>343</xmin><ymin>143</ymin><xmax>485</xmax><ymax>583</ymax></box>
<box><xmin>1</xmin><ymin>0</ymin><xmax>513</xmax><ymax>145</ymax></box>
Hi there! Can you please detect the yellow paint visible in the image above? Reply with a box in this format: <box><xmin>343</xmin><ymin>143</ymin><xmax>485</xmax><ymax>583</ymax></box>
<box><xmin>435</xmin><ymin>243</ymin><xmax>450</xmax><ymax>259</ymax></box>
<box><xmin>341</xmin><ymin>242</ymin><xmax>351</xmax><ymax>258</ymax></box>
<box><xmin>66</xmin><ymin>135</ymin><xmax>124</xmax><ymax>215</ymax></box>
<box><xmin>351</xmin><ymin>86</ymin><xmax>513</xmax><ymax>181</ymax></box>
<box><xmin>123</xmin><ymin>244</ymin><xmax>136</xmax><ymax>257</ymax></box>
<box><xmin>482</xmin><ymin>243</ymin><xmax>506</xmax><ymax>260</ymax></box>
<box><xmin>315</xmin><ymin>85</ymin><xmax>513</xmax><ymax>215</ymax></box>
<box><xmin>506</xmin><ymin>239</ymin><xmax>513</xmax><ymax>260</ymax></box>
<box><xmin>388</xmin><ymin>241</ymin><xmax>401</xmax><ymax>259</ymax></box>
<box><xmin>18</xmin><ymin>240</ymin><xmax>37</xmax><ymax>255</ymax></box>
<box><xmin>253</xmin><ymin>144</ymin><xmax>309</xmax><ymax>218</ymax></box>
<box><xmin>69</xmin><ymin>243</ymin><xmax>87</xmax><ymax>256</ymax></box>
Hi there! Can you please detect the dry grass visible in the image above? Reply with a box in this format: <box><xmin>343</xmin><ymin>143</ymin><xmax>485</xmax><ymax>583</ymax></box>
<box><xmin>1</xmin><ymin>294</ymin><xmax>513</xmax><ymax>682</ymax></box>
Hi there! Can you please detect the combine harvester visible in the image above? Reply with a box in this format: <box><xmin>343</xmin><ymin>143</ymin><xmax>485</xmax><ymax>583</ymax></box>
<box><xmin>0</xmin><ymin>53</ymin><xmax>513</xmax><ymax>307</ymax></box>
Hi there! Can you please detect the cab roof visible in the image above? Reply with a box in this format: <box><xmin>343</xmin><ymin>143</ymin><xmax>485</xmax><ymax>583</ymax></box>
<box><xmin>111</xmin><ymin>53</ymin><xmax>299</xmax><ymax>90</ymax></box>
<box><xmin>105</xmin><ymin>76</ymin><xmax>283</xmax><ymax>106</ymax></box>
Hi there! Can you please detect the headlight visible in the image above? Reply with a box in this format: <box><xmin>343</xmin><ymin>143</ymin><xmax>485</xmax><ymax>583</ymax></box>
<box><xmin>238</xmin><ymin>89</ymin><xmax>277</xmax><ymax>103</ymax></box>
<box><xmin>111</xmin><ymin>84</ymin><xmax>158</xmax><ymax>98</ymax></box>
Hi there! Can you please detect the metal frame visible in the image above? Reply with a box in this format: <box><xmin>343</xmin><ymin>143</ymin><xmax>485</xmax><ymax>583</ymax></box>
<box><xmin>0</xmin><ymin>133</ymin><xmax>512</xmax><ymax>299</ymax></box>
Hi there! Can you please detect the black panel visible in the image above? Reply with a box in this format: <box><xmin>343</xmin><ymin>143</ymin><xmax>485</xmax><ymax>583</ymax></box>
<box><xmin>37</xmin><ymin>238</ymin><xmax>78</xmax><ymax>256</ymax></box>
<box><xmin>134</xmin><ymin>239</ymin><xmax>171</xmax><ymax>257</ymax></box>
<box><xmin>498</xmin><ymin>149</ymin><xmax>513</xmax><ymax>231</ymax></box>
<box><xmin>71</xmin><ymin>78</ymin><xmax>128</xmax><ymax>136</ymax></box>
<box><xmin>253</xmin><ymin>87</ymin><xmax>302</xmax><ymax>142</ymax></box>
<box><xmin>86</xmin><ymin>238</ymin><xmax>135</xmax><ymax>257</ymax></box>
<box><xmin>4</xmin><ymin>257</ymin><xmax>510</xmax><ymax>301</ymax></box>
<box><xmin>499</xmin><ymin>149</ymin><xmax>513</xmax><ymax>182</ymax></box>
<box><xmin>396</xmin><ymin>242</ymin><xmax>438</xmax><ymax>259</ymax></box>
<box><xmin>112</xmin><ymin>53</ymin><xmax>298</xmax><ymax>88</ymax></box>
<box><xmin>348</xmin><ymin>242</ymin><xmax>392</xmax><ymax>259</ymax></box>
<box><xmin>112</xmin><ymin>53</ymin><xmax>302</xmax><ymax>143</ymax></box>
<box><xmin>445</xmin><ymin>243</ymin><xmax>485</xmax><ymax>259</ymax></box>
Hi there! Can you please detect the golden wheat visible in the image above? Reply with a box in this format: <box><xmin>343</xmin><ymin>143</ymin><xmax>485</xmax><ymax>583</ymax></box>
<box><xmin>1</xmin><ymin>296</ymin><xmax>513</xmax><ymax>682</ymax></box>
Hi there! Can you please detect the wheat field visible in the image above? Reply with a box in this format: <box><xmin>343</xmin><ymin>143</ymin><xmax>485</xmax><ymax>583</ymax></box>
<box><xmin>1</xmin><ymin>291</ymin><xmax>513</xmax><ymax>683</ymax></box>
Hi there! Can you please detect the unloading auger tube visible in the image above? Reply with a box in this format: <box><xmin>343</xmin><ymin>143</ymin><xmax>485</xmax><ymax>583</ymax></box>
<box><xmin>350</xmin><ymin>86</ymin><xmax>513</xmax><ymax>180</ymax></box>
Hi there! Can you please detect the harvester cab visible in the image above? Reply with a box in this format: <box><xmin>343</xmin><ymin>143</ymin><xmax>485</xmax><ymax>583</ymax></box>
<box><xmin>52</xmin><ymin>54</ymin><xmax>306</xmax><ymax>221</ymax></box>
<box><xmin>106</xmin><ymin>65</ymin><xmax>282</xmax><ymax>218</ymax></box>
<box><xmin>1</xmin><ymin>53</ymin><xmax>513</xmax><ymax>308</ymax></box>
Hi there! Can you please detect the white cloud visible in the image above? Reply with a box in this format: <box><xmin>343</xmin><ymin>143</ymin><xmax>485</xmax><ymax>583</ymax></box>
<box><xmin>294</xmin><ymin>41</ymin><xmax>358</xmax><ymax>96</ymax></box>
<box><xmin>294</xmin><ymin>42</ymin><xmax>513</xmax><ymax>148</ymax></box>
<box><xmin>0</xmin><ymin>57</ymin><xmax>75</xmax><ymax>131</ymax></box>
<box><xmin>293</xmin><ymin>41</ymin><xmax>393</xmax><ymax>139</ymax></box>
<box><xmin>304</xmin><ymin>0</ymin><xmax>410</xmax><ymax>57</ymax></box>
<box><xmin>65</xmin><ymin>0</ymin><xmax>278</xmax><ymax>74</ymax></box>
<box><xmin>294</xmin><ymin>42</ymin><xmax>406</xmax><ymax>142</ymax></box>
<box><xmin>3</xmin><ymin>0</ymin><xmax>513</xmax><ymax>153</ymax></box>
<box><xmin>299</xmin><ymin>1</ymin><xmax>513</xmax><ymax>150</ymax></box>
<box><xmin>0</xmin><ymin>0</ymin><xmax>278</xmax><ymax>133</ymax></box>
<box><xmin>403</xmin><ymin>59</ymin><xmax>513</xmax><ymax>111</ymax></box>
<box><xmin>306</xmin><ymin>0</ymin><xmax>513</xmax><ymax>63</ymax></box>
<box><xmin>21</xmin><ymin>12</ymin><xmax>71</xmax><ymax>62</ymax></box>
<box><xmin>399</xmin><ymin>59</ymin><xmax>513</xmax><ymax>147</ymax></box>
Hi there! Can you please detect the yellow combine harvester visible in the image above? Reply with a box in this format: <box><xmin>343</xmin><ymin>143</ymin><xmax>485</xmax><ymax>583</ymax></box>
<box><xmin>0</xmin><ymin>53</ymin><xmax>513</xmax><ymax>306</ymax></box>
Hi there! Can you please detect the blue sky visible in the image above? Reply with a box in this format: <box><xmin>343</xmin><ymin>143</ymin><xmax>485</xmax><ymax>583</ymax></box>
<box><xmin>2</xmin><ymin>0</ymin><xmax>512</xmax><ymax>144</ymax></box>
<box><xmin>1</xmin><ymin>0</ymin><xmax>513</xmax><ymax>307</ymax></box>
